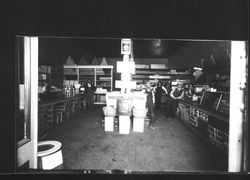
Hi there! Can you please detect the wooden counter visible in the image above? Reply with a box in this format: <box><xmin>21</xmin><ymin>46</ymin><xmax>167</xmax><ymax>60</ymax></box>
<box><xmin>39</xmin><ymin>94</ymin><xmax>85</xmax><ymax>107</ymax></box>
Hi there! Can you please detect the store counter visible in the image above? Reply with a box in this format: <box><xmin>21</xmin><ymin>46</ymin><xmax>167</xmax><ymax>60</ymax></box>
<box><xmin>177</xmin><ymin>91</ymin><xmax>229</xmax><ymax>155</ymax></box>
<box><xmin>39</xmin><ymin>94</ymin><xmax>85</xmax><ymax>108</ymax></box>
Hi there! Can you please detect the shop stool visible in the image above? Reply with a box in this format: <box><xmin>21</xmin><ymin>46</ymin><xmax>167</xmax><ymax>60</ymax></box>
<box><xmin>67</xmin><ymin>101</ymin><xmax>73</xmax><ymax>119</ymax></box>
<box><xmin>55</xmin><ymin>103</ymin><xmax>69</xmax><ymax>121</ymax></box>
<box><xmin>46</xmin><ymin>105</ymin><xmax>54</xmax><ymax>127</ymax></box>
<box><xmin>55</xmin><ymin>111</ymin><xmax>63</xmax><ymax>124</ymax></box>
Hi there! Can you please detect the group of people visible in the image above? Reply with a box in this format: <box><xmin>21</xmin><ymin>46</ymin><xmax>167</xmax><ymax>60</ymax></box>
<box><xmin>143</xmin><ymin>80</ymin><xmax>191</xmax><ymax>126</ymax></box>
<box><xmin>81</xmin><ymin>79</ymin><xmax>191</xmax><ymax>127</ymax></box>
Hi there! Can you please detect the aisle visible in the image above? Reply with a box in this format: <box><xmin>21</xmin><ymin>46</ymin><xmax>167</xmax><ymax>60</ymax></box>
<box><xmin>44</xmin><ymin>107</ymin><xmax>228</xmax><ymax>172</ymax></box>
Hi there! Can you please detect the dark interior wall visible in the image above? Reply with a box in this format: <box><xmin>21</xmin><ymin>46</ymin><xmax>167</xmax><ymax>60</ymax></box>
<box><xmin>168</xmin><ymin>41</ymin><xmax>231</xmax><ymax>69</ymax></box>
<box><xmin>39</xmin><ymin>39</ymin><xmax>64</xmax><ymax>88</ymax></box>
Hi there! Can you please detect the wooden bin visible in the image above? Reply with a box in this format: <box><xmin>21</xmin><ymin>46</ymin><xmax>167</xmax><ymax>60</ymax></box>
<box><xmin>119</xmin><ymin>116</ymin><xmax>131</xmax><ymax>134</ymax></box>
<box><xmin>104</xmin><ymin>117</ymin><xmax>114</xmax><ymax>132</ymax></box>
<box><xmin>133</xmin><ymin>117</ymin><xmax>144</xmax><ymax>132</ymax></box>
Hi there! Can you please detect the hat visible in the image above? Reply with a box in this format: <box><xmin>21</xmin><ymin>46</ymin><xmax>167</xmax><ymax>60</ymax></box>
<box><xmin>146</xmin><ymin>82</ymin><xmax>151</xmax><ymax>87</ymax></box>
<box><xmin>177</xmin><ymin>81</ymin><xmax>183</xmax><ymax>85</ymax></box>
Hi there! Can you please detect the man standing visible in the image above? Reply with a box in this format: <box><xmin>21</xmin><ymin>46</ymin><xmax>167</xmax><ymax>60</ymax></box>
<box><xmin>84</xmin><ymin>79</ymin><xmax>96</xmax><ymax>111</ymax></box>
<box><xmin>166</xmin><ymin>81</ymin><xmax>184</xmax><ymax>118</ymax></box>
<box><xmin>153</xmin><ymin>81</ymin><xmax>168</xmax><ymax>109</ymax></box>
<box><xmin>144</xmin><ymin>82</ymin><xmax>155</xmax><ymax>125</ymax></box>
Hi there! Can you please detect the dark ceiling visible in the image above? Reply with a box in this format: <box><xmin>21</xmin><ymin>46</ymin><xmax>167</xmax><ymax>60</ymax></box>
<box><xmin>39</xmin><ymin>37</ymin><xmax>188</xmax><ymax>63</ymax></box>
<box><xmin>2</xmin><ymin>0</ymin><xmax>247</xmax><ymax>39</ymax></box>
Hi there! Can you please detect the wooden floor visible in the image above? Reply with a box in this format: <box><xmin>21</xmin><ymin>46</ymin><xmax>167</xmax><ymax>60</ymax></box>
<box><xmin>44</xmin><ymin>106</ymin><xmax>228</xmax><ymax>172</ymax></box>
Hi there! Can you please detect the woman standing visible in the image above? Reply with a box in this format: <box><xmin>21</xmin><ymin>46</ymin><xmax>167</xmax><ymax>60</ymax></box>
<box><xmin>153</xmin><ymin>81</ymin><xmax>168</xmax><ymax>110</ymax></box>
<box><xmin>166</xmin><ymin>81</ymin><xmax>184</xmax><ymax>118</ymax></box>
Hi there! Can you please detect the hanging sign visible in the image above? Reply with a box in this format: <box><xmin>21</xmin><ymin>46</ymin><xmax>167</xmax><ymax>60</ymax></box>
<box><xmin>121</xmin><ymin>39</ymin><xmax>132</xmax><ymax>55</ymax></box>
<box><xmin>117</xmin><ymin>61</ymin><xmax>135</xmax><ymax>74</ymax></box>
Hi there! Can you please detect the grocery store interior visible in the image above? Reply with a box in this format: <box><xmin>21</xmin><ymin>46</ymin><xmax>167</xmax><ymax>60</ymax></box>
<box><xmin>16</xmin><ymin>37</ymin><xmax>248</xmax><ymax>173</ymax></box>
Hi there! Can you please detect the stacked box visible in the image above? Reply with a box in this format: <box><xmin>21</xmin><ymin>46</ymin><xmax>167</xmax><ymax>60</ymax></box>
<box><xmin>133</xmin><ymin>118</ymin><xmax>144</xmax><ymax>132</ymax></box>
<box><xmin>104</xmin><ymin>117</ymin><xmax>114</xmax><ymax>131</ymax></box>
<box><xmin>119</xmin><ymin>116</ymin><xmax>131</xmax><ymax>134</ymax></box>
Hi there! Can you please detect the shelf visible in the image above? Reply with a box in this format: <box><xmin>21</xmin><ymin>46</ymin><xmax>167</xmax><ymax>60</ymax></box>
<box><xmin>135</xmin><ymin>73</ymin><xmax>192</xmax><ymax>76</ymax></box>
<box><xmin>64</xmin><ymin>74</ymin><xmax>78</xmax><ymax>76</ymax></box>
<box><xmin>97</xmin><ymin>86</ymin><xmax>111</xmax><ymax>88</ymax></box>
<box><xmin>39</xmin><ymin>72</ymin><xmax>50</xmax><ymax>74</ymax></box>
<box><xmin>135</xmin><ymin>67</ymin><xmax>187</xmax><ymax>70</ymax></box>
<box><xmin>95</xmin><ymin>92</ymin><xmax>109</xmax><ymax>94</ymax></box>
<box><xmin>94</xmin><ymin>102</ymin><xmax>106</xmax><ymax>104</ymax></box>
<box><xmin>214</xmin><ymin>79</ymin><xmax>230</xmax><ymax>81</ymax></box>
<box><xmin>133</xmin><ymin>77</ymin><xmax>192</xmax><ymax>80</ymax></box>
<box><xmin>96</xmin><ymin>80</ymin><xmax>111</xmax><ymax>82</ymax></box>
<box><xmin>64</xmin><ymin>65</ymin><xmax>113</xmax><ymax>69</ymax></box>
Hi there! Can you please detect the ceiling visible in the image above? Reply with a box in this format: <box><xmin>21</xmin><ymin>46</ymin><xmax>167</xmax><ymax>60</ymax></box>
<box><xmin>39</xmin><ymin>37</ymin><xmax>231</xmax><ymax>69</ymax></box>
<box><xmin>39</xmin><ymin>37</ymin><xmax>188</xmax><ymax>63</ymax></box>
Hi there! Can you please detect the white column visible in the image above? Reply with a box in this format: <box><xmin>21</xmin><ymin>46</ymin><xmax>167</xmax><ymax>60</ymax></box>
<box><xmin>30</xmin><ymin>37</ymin><xmax>38</xmax><ymax>169</ymax></box>
<box><xmin>228</xmin><ymin>41</ymin><xmax>247</xmax><ymax>172</ymax></box>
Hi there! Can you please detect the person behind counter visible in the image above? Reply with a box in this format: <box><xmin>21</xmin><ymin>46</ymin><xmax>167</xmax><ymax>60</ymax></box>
<box><xmin>84</xmin><ymin>79</ymin><xmax>96</xmax><ymax>111</ymax></box>
<box><xmin>166</xmin><ymin>81</ymin><xmax>184</xmax><ymax>118</ymax></box>
<box><xmin>153</xmin><ymin>81</ymin><xmax>168</xmax><ymax>110</ymax></box>
<box><xmin>143</xmin><ymin>82</ymin><xmax>155</xmax><ymax>125</ymax></box>
<box><xmin>183</xmin><ymin>83</ymin><xmax>193</xmax><ymax>101</ymax></box>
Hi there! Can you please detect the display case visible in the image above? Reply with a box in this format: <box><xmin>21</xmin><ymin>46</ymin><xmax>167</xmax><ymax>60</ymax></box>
<box><xmin>178</xmin><ymin>90</ymin><xmax>230</xmax><ymax>154</ymax></box>
<box><xmin>200</xmin><ymin>91</ymin><xmax>230</xmax><ymax>115</ymax></box>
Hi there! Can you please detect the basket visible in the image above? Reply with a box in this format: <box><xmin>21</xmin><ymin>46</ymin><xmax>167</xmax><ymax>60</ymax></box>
<box><xmin>103</xmin><ymin>106</ymin><xmax>116</xmax><ymax>117</ymax></box>
<box><xmin>133</xmin><ymin>108</ymin><xmax>148</xmax><ymax>118</ymax></box>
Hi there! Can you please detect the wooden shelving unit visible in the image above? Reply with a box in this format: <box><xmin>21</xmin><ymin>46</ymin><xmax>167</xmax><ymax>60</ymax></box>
<box><xmin>133</xmin><ymin>66</ymin><xmax>193</xmax><ymax>85</ymax></box>
<box><xmin>64</xmin><ymin>65</ymin><xmax>113</xmax><ymax>104</ymax></box>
